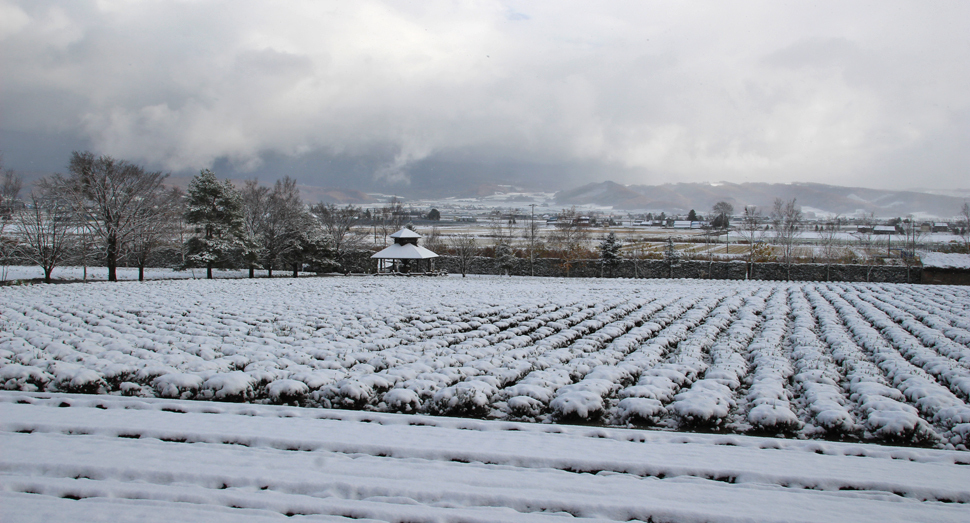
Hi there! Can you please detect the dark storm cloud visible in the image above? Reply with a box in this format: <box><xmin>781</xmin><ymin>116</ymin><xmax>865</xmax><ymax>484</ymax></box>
<box><xmin>1</xmin><ymin>0</ymin><xmax>967</xmax><ymax>191</ymax></box>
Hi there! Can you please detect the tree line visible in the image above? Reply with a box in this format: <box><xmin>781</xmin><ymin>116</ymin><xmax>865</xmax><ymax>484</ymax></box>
<box><xmin>0</xmin><ymin>152</ymin><xmax>376</xmax><ymax>282</ymax></box>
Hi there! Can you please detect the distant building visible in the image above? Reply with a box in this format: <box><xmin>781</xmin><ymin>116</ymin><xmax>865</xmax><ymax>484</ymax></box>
<box><xmin>873</xmin><ymin>225</ymin><xmax>896</xmax><ymax>235</ymax></box>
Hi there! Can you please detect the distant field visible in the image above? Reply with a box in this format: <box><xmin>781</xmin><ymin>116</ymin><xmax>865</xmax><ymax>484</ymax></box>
<box><xmin>2</xmin><ymin>276</ymin><xmax>969</xmax><ymax>448</ymax></box>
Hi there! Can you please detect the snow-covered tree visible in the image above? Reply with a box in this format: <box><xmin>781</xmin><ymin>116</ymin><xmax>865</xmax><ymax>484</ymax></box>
<box><xmin>259</xmin><ymin>177</ymin><xmax>306</xmax><ymax>277</ymax></box>
<box><xmin>129</xmin><ymin>187</ymin><xmax>183</xmax><ymax>281</ymax></box>
<box><xmin>663</xmin><ymin>237</ymin><xmax>679</xmax><ymax>278</ymax></box>
<box><xmin>451</xmin><ymin>233</ymin><xmax>477</xmax><ymax>277</ymax></box>
<box><xmin>494</xmin><ymin>240</ymin><xmax>516</xmax><ymax>276</ymax></box>
<box><xmin>240</xmin><ymin>179</ymin><xmax>270</xmax><ymax>278</ymax></box>
<box><xmin>771</xmin><ymin>198</ymin><xmax>802</xmax><ymax>280</ymax></box>
<box><xmin>184</xmin><ymin>169</ymin><xmax>246</xmax><ymax>279</ymax></box>
<box><xmin>43</xmin><ymin>151</ymin><xmax>171</xmax><ymax>281</ymax></box>
<box><xmin>18</xmin><ymin>191</ymin><xmax>73</xmax><ymax>283</ymax></box>
<box><xmin>599</xmin><ymin>232</ymin><xmax>621</xmax><ymax>277</ymax></box>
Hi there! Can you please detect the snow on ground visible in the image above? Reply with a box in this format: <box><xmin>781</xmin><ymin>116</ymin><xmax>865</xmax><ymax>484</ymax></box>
<box><xmin>2</xmin><ymin>275</ymin><xmax>970</xmax><ymax>449</ymax></box>
<box><xmin>2</xmin><ymin>392</ymin><xmax>969</xmax><ymax>523</ymax></box>
<box><xmin>0</xmin><ymin>266</ymin><xmax>274</xmax><ymax>282</ymax></box>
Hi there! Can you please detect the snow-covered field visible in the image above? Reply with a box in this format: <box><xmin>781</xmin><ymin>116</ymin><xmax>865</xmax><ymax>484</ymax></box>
<box><xmin>2</xmin><ymin>276</ymin><xmax>969</xmax><ymax>449</ymax></box>
<box><xmin>3</xmin><ymin>276</ymin><xmax>970</xmax><ymax>521</ymax></box>
<box><xmin>3</xmin><ymin>392</ymin><xmax>969</xmax><ymax>522</ymax></box>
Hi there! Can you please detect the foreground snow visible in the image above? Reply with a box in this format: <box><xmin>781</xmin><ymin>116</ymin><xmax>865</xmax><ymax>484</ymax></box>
<box><xmin>2</xmin><ymin>392</ymin><xmax>969</xmax><ymax>522</ymax></box>
<box><xmin>3</xmin><ymin>276</ymin><xmax>970</xmax><ymax>448</ymax></box>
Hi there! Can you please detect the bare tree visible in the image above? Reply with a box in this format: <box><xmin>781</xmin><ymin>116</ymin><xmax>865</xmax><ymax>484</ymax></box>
<box><xmin>771</xmin><ymin>198</ymin><xmax>802</xmax><ymax>280</ymax></box>
<box><xmin>423</xmin><ymin>225</ymin><xmax>446</xmax><ymax>254</ymax></box>
<box><xmin>130</xmin><ymin>187</ymin><xmax>184</xmax><ymax>281</ymax></box>
<box><xmin>960</xmin><ymin>202</ymin><xmax>970</xmax><ymax>252</ymax></box>
<box><xmin>735</xmin><ymin>206</ymin><xmax>766</xmax><ymax>278</ymax></box>
<box><xmin>549</xmin><ymin>207</ymin><xmax>589</xmax><ymax>277</ymax></box>
<box><xmin>312</xmin><ymin>203</ymin><xmax>367</xmax><ymax>268</ymax></box>
<box><xmin>259</xmin><ymin>177</ymin><xmax>305</xmax><ymax>277</ymax></box>
<box><xmin>18</xmin><ymin>192</ymin><xmax>73</xmax><ymax>283</ymax></box>
<box><xmin>899</xmin><ymin>215</ymin><xmax>926</xmax><ymax>281</ymax></box>
<box><xmin>376</xmin><ymin>197</ymin><xmax>406</xmax><ymax>246</ymax></box>
<box><xmin>819</xmin><ymin>215</ymin><xmax>844</xmax><ymax>281</ymax></box>
<box><xmin>240</xmin><ymin>179</ymin><xmax>270</xmax><ymax>278</ymax></box>
<box><xmin>44</xmin><ymin>151</ymin><xmax>170</xmax><ymax>281</ymax></box>
<box><xmin>1</xmin><ymin>159</ymin><xmax>24</xmax><ymax>281</ymax></box>
<box><xmin>854</xmin><ymin>212</ymin><xmax>878</xmax><ymax>282</ymax></box>
<box><xmin>451</xmin><ymin>233</ymin><xmax>478</xmax><ymax>277</ymax></box>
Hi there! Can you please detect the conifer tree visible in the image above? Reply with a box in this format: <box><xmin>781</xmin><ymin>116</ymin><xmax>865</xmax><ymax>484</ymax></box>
<box><xmin>184</xmin><ymin>169</ymin><xmax>246</xmax><ymax>279</ymax></box>
<box><xmin>599</xmin><ymin>232</ymin><xmax>621</xmax><ymax>277</ymax></box>
<box><xmin>494</xmin><ymin>241</ymin><xmax>516</xmax><ymax>276</ymax></box>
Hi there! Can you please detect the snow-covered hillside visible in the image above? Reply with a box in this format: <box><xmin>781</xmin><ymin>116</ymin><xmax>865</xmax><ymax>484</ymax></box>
<box><xmin>2</xmin><ymin>392</ymin><xmax>969</xmax><ymax>522</ymax></box>
<box><xmin>2</xmin><ymin>276</ymin><xmax>969</xmax><ymax>448</ymax></box>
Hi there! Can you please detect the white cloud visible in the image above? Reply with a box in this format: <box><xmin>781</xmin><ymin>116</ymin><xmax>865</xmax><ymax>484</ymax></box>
<box><xmin>1</xmin><ymin>0</ymin><xmax>968</xmax><ymax>190</ymax></box>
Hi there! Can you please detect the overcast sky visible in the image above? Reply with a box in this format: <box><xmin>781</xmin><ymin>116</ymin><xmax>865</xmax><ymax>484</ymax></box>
<box><xmin>1</xmin><ymin>0</ymin><xmax>968</xmax><ymax>193</ymax></box>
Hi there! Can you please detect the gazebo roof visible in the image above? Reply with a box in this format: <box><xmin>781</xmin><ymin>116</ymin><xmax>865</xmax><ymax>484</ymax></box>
<box><xmin>371</xmin><ymin>243</ymin><xmax>439</xmax><ymax>260</ymax></box>
<box><xmin>389</xmin><ymin>228</ymin><xmax>422</xmax><ymax>239</ymax></box>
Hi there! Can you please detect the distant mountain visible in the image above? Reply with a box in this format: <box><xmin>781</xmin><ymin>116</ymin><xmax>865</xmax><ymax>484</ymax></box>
<box><xmin>555</xmin><ymin>181</ymin><xmax>969</xmax><ymax>219</ymax></box>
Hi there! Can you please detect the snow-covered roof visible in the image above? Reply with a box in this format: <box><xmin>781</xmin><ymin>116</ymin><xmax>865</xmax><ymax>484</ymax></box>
<box><xmin>920</xmin><ymin>252</ymin><xmax>970</xmax><ymax>270</ymax></box>
<box><xmin>371</xmin><ymin>243</ymin><xmax>439</xmax><ymax>260</ymax></box>
<box><xmin>389</xmin><ymin>228</ymin><xmax>422</xmax><ymax>239</ymax></box>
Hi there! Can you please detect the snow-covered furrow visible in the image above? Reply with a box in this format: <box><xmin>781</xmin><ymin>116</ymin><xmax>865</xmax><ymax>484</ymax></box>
<box><xmin>736</xmin><ymin>287</ymin><xmax>801</xmax><ymax>434</ymax></box>
<box><xmin>549</xmin><ymin>291</ymin><xmax>736</xmax><ymax>423</ymax></box>
<box><xmin>856</xmin><ymin>290</ymin><xmax>970</xmax><ymax>368</ymax></box>
<box><xmin>874</xmin><ymin>286</ymin><xmax>970</xmax><ymax>343</ymax></box>
<box><xmin>380</xmin><ymin>297</ymin><xmax>646</xmax><ymax>416</ymax></box>
<box><xmin>820</xmin><ymin>286</ymin><xmax>970</xmax><ymax>447</ymax></box>
<box><xmin>420</xmin><ymin>297</ymin><xmax>654</xmax><ymax>417</ymax></box>
<box><xmin>805</xmin><ymin>287</ymin><xmax>941</xmax><ymax>445</ymax></box>
<box><xmin>659</xmin><ymin>287</ymin><xmax>770</xmax><ymax>430</ymax></box>
<box><xmin>893</xmin><ymin>285</ymin><xmax>970</xmax><ymax>329</ymax></box>
<box><xmin>5</xmin><ymin>278</ymin><xmax>970</xmax><ymax>448</ymax></box>
<box><xmin>320</xmin><ymin>301</ymin><xmax>574</xmax><ymax>410</ymax></box>
<box><xmin>500</xmin><ymin>292</ymin><xmax>710</xmax><ymax>421</ymax></box>
<box><xmin>787</xmin><ymin>286</ymin><xmax>859</xmax><ymax>436</ymax></box>
<box><xmin>838</xmin><ymin>289</ymin><xmax>970</xmax><ymax>402</ymax></box>
<box><xmin>610</xmin><ymin>293</ymin><xmax>736</xmax><ymax>426</ymax></box>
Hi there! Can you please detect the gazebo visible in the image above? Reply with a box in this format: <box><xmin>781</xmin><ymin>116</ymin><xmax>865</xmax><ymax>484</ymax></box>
<box><xmin>371</xmin><ymin>228</ymin><xmax>439</xmax><ymax>274</ymax></box>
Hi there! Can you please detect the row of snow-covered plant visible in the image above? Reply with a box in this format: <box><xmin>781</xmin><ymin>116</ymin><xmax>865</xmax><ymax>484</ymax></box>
<box><xmin>2</xmin><ymin>276</ymin><xmax>969</xmax><ymax>449</ymax></box>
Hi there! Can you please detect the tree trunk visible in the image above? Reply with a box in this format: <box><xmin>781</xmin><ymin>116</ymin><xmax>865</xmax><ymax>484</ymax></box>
<box><xmin>207</xmin><ymin>263</ymin><xmax>213</xmax><ymax>279</ymax></box>
<box><xmin>267</xmin><ymin>265</ymin><xmax>273</xmax><ymax>278</ymax></box>
<box><xmin>138</xmin><ymin>265</ymin><xmax>145</xmax><ymax>281</ymax></box>
<box><xmin>249</xmin><ymin>266</ymin><xmax>255</xmax><ymax>278</ymax></box>
<box><xmin>107</xmin><ymin>234</ymin><xmax>118</xmax><ymax>282</ymax></box>
<box><xmin>44</xmin><ymin>267</ymin><xmax>52</xmax><ymax>283</ymax></box>
<box><xmin>292</xmin><ymin>263</ymin><xmax>298</xmax><ymax>278</ymax></box>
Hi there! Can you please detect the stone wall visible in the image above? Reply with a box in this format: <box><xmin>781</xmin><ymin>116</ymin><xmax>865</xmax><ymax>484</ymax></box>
<box><xmin>432</xmin><ymin>255</ymin><xmax>922</xmax><ymax>283</ymax></box>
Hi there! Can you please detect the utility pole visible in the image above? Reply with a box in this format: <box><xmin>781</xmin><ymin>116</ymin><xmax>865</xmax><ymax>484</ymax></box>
<box><xmin>530</xmin><ymin>203</ymin><xmax>537</xmax><ymax>276</ymax></box>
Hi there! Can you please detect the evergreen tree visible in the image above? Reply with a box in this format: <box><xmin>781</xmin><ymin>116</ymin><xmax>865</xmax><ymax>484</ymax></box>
<box><xmin>599</xmin><ymin>232</ymin><xmax>622</xmax><ymax>277</ymax></box>
<box><xmin>494</xmin><ymin>241</ymin><xmax>516</xmax><ymax>276</ymax></box>
<box><xmin>687</xmin><ymin>209</ymin><xmax>697</xmax><ymax>222</ymax></box>
<box><xmin>184</xmin><ymin>169</ymin><xmax>246</xmax><ymax>279</ymax></box>
<box><xmin>663</xmin><ymin>237</ymin><xmax>680</xmax><ymax>278</ymax></box>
